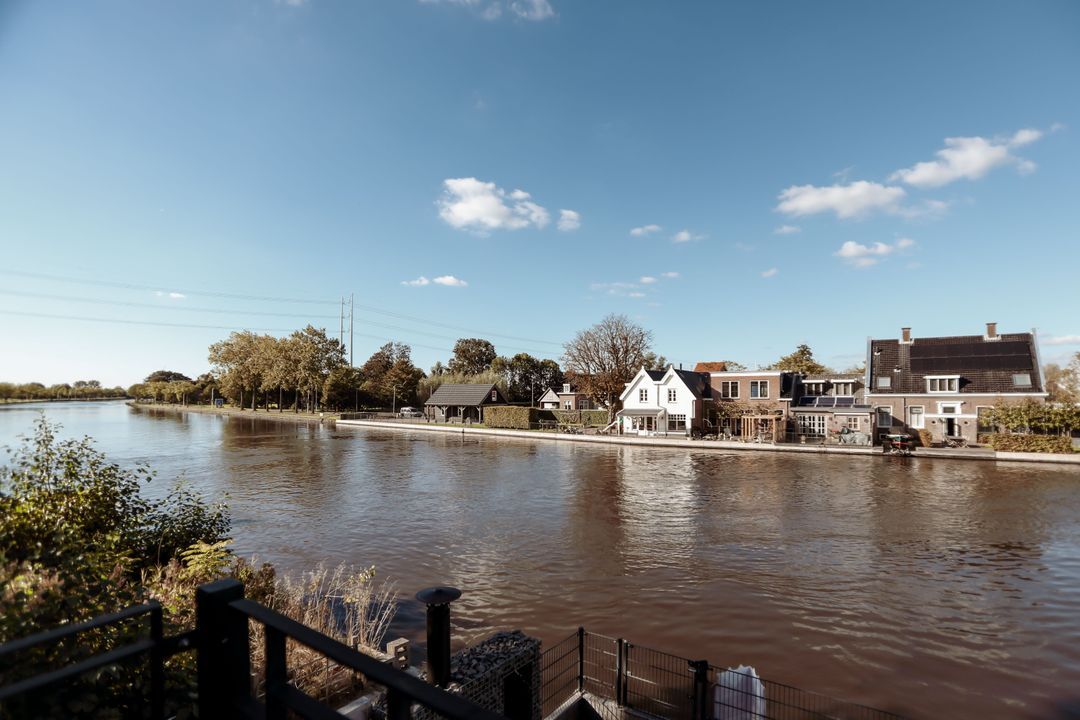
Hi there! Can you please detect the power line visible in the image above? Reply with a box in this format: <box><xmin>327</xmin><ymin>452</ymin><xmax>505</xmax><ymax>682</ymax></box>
<box><xmin>0</xmin><ymin>270</ymin><xmax>340</xmax><ymax>305</ymax></box>
<box><xmin>0</xmin><ymin>309</ymin><xmax>459</xmax><ymax>355</ymax></box>
<box><xmin>0</xmin><ymin>268</ymin><xmax>566</xmax><ymax>347</ymax></box>
<box><xmin>0</xmin><ymin>290</ymin><xmax>341</xmax><ymax>319</ymax></box>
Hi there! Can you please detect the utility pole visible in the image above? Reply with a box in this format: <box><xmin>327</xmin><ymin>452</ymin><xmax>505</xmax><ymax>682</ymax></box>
<box><xmin>349</xmin><ymin>293</ymin><xmax>355</xmax><ymax>367</ymax></box>
<box><xmin>339</xmin><ymin>296</ymin><xmax>344</xmax><ymax>349</ymax></box>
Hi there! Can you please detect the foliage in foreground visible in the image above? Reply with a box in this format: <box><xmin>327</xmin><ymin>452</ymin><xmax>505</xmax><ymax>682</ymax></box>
<box><xmin>0</xmin><ymin>418</ymin><xmax>395</xmax><ymax>718</ymax></box>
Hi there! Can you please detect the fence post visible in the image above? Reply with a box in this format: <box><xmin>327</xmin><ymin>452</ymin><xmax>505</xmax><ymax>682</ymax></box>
<box><xmin>196</xmin><ymin>579</ymin><xmax>251</xmax><ymax>720</ymax></box>
<box><xmin>614</xmin><ymin>639</ymin><xmax>625</xmax><ymax>707</ymax></box>
<box><xmin>577</xmin><ymin>627</ymin><xmax>585</xmax><ymax>694</ymax></box>
<box><xmin>690</xmin><ymin>659</ymin><xmax>709</xmax><ymax>720</ymax></box>
<box><xmin>149</xmin><ymin>603</ymin><xmax>164</xmax><ymax>720</ymax></box>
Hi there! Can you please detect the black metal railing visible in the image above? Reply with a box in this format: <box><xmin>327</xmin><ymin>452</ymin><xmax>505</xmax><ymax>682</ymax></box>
<box><xmin>1</xmin><ymin>580</ymin><xmax>507</xmax><ymax>720</ymax></box>
<box><xmin>541</xmin><ymin>628</ymin><xmax>906</xmax><ymax>720</ymax></box>
<box><xmin>0</xmin><ymin>601</ymin><xmax>197</xmax><ymax>719</ymax></box>
<box><xmin>197</xmin><ymin>579</ymin><xmax>505</xmax><ymax>720</ymax></box>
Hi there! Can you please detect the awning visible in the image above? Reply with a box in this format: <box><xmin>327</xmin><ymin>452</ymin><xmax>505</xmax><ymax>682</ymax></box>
<box><xmin>617</xmin><ymin>408</ymin><xmax>667</xmax><ymax>417</ymax></box>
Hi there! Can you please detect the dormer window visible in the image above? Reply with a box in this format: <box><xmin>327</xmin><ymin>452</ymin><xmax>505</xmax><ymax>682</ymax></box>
<box><xmin>562</xmin><ymin>384</ymin><xmax>572</xmax><ymax>393</ymax></box>
<box><xmin>927</xmin><ymin>376</ymin><xmax>959</xmax><ymax>393</ymax></box>
<box><xmin>803</xmin><ymin>382</ymin><xmax>825</xmax><ymax>396</ymax></box>
<box><xmin>834</xmin><ymin>382</ymin><xmax>854</xmax><ymax>395</ymax></box>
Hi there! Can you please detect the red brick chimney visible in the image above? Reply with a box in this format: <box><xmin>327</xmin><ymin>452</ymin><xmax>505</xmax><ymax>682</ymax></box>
<box><xmin>986</xmin><ymin>322</ymin><xmax>999</xmax><ymax>341</ymax></box>
<box><xmin>901</xmin><ymin>327</ymin><xmax>912</xmax><ymax>344</ymax></box>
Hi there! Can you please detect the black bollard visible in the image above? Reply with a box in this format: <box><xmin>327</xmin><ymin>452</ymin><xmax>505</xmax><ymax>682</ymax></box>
<box><xmin>415</xmin><ymin>586</ymin><xmax>461</xmax><ymax>688</ymax></box>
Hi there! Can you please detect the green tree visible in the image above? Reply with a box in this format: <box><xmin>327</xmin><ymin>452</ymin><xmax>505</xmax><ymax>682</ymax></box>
<box><xmin>1044</xmin><ymin>361</ymin><xmax>1079</xmax><ymax>404</ymax></box>
<box><xmin>145</xmin><ymin>370</ymin><xmax>193</xmax><ymax>383</ymax></box>
<box><xmin>562</xmin><ymin>314</ymin><xmax>653</xmax><ymax>422</ymax></box>
<box><xmin>764</xmin><ymin>344</ymin><xmax>829</xmax><ymax>375</ymax></box>
<box><xmin>322</xmin><ymin>366</ymin><xmax>365</xmax><ymax>411</ymax></box>
<box><xmin>449</xmin><ymin>338</ymin><xmax>497</xmax><ymax>375</ymax></box>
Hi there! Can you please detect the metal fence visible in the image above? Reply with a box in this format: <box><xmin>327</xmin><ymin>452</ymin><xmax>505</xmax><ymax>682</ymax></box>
<box><xmin>541</xmin><ymin>628</ymin><xmax>906</xmax><ymax>720</ymax></box>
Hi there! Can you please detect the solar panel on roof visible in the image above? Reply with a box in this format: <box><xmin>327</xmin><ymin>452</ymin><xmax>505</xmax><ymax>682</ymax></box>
<box><xmin>799</xmin><ymin>397</ymin><xmax>816</xmax><ymax>406</ymax></box>
<box><xmin>835</xmin><ymin>397</ymin><xmax>853</xmax><ymax>407</ymax></box>
<box><xmin>817</xmin><ymin>397</ymin><xmax>835</xmax><ymax>407</ymax></box>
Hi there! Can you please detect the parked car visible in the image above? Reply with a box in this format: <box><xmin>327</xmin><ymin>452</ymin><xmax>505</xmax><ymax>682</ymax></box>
<box><xmin>398</xmin><ymin>407</ymin><xmax>423</xmax><ymax>418</ymax></box>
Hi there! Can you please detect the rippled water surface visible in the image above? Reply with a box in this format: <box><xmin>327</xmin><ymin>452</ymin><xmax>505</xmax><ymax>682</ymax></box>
<box><xmin>3</xmin><ymin>402</ymin><xmax>1080</xmax><ymax>719</ymax></box>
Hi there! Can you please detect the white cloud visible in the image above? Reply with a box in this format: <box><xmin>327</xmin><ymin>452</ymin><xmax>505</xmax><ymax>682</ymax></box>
<box><xmin>630</xmin><ymin>224</ymin><xmax>662</xmax><ymax>236</ymax></box>
<box><xmin>402</xmin><ymin>276</ymin><xmax>431</xmax><ymax>286</ymax></box>
<box><xmin>890</xmin><ymin>129</ymin><xmax>1046</xmax><ymax>188</ymax></box>
<box><xmin>672</xmin><ymin>229</ymin><xmax>705</xmax><ymax>243</ymax></box>
<box><xmin>639</xmin><ymin>276</ymin><xmax>657</xmax><ymax>284</ymax></box>
<box><xmin>627</xmin><ymin>292</ymin><xmax>646</xmax><ymax>298</ymax></box>
<box><xmin>510</xmin><ymin>0</ymin><xmax>554</xmax><ymax>20</ymax></box>
<box><xmin>590</xmin><ymin>281</ymin><xmax>643</xmax><ymax>297</ymax></box>
<box><xmin>155</xmin><ymin>291</ymin><xmax>186</xmax><ymax>299</ymax></box>
<box><xmin>433</xmin><ymin>275</ymin><xmax>468</xmax><ymax>287</ymax></box>
<box><xmin>557</xmin><ymin>209</ymin><xmax>581</xmax><ymax>231</ymax></box>
<box><xmin>661</xmin><ymin>271</ymin><xmax>679</xmax><ymax>279</ymax></box>
<box><xmin>776</xmin><ymin>181</ymin><xmax>907</xmax><ymax>219</ymax></box>
<box><xmin>1042</xmin><ymin>335</ymin><xmax>1080</xmax><ymax>346</ymax></box>
<box><xmin>437</xmin><ymin>177</ymin><xmax>551</xmax><ymax>233</ymax></box>
<box><xmin>761</xmin><ymin>268</ymin><xmax>778</xmax><ymax>278</ymax></box>
<box><xmin>835</xmin><ymin>238</ymin><xmax>916</xmax><ymax>268</ymax></box>
<box><xmin>774</xmin><ymin>225</ymin><xmax>801</xmax><ymax>235</ymax></box>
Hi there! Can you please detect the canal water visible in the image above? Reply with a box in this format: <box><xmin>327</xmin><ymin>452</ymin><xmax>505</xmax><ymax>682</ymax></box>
<box><xmin>2</xmin><ymin>401</ymin><xmax>1079</xmax><ymax>719</ymax></box>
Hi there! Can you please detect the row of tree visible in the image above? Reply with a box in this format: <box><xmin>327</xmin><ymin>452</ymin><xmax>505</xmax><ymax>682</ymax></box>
<box><xmin>0</xmin><ymin>380</ymin><xmax>127</xmax><ymax>402</ymax></box>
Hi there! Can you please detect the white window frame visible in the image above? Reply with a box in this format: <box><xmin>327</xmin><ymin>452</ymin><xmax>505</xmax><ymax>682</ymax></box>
<box><xmin>926</xmin><ymin>376</ymin><xmax>959</xmax><ymax>393</ymax></box>
<box><xmin>845</xmin><ymin>416</ymin><xmax>861</xmax><ymax>431</ymax></box>
<box><xmin>639</xmin><ymin>388</ymin><xmax>648</xmax><ymax>403</ymax></box>
<box><xmin>667</xmin><ymin>388</ymin><xmax>677</xmax><ymax>403</ymax></box>
<box><xmin>720</xmin><ymin>381</ymin><xmax>739</xmax><ymax>399</ymax></box>
<box><xmin>908</xmin><ymin>405</ymin><xmax>925</xmax><ymax>429</ymax></box>
<box><xmin>750</xmin><ymin>380</ymin><xmax>769</xmax><ymax>399</ymax></box>
<box><xmin>564</xmin><ymin>401</ymin><xmax>572</xmax><ymax>410</ymax></box>
<box><xmin>669</xmin><ymin>414</ymin><xmax>687</xmax><ymax>431</ymax></box>
<box><xmin>491</xmin><ymin>389</ymin><xmax>498</xmax><ymax>402</ymax></box>
<box><xmin>937</xmin><ymin>401</ymin><xmax>961</xmax><ymax>415</ymax></box>
<box><xmin>875</xmin><ymin>376</ymin><xmax>892</xmax><ymax>389</ymax></box>
<box><xmin>797</xmin><ymin>414</ymin><xmax>826</xmax><ymax>436</ymax></box>
<box><xmin>1011</xmin><ymin>373</ymin><xmax>1032</xmax><ymax>388</ymax></box>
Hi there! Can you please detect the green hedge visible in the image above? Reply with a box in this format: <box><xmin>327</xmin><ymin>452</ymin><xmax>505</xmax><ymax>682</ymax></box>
<box><xmin>484</xmin><ymin>406</ymin><xmax>540</xmax><ymax>429</ymax></box>
<box><xmin>986</xmin><ymin>433</ymin><xmax>1074</xmax><ymax>454</ymax></box>
<box><xmin>551</xmin><ymin>409</ymin><xmax>609</xmax><ymax>426</ymax></box>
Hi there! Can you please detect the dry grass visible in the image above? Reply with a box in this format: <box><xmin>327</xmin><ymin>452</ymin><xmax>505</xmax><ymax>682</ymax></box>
<box><xmin>250</xmin><ymin>563</ymin><xmax>397</xmax><ymax>705</ymax></box>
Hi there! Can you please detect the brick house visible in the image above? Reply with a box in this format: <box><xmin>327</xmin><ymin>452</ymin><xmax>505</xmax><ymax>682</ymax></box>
<box><xmin>864</xmin><ymin>323</ymin><xmax>1048</xmax><ymax>445</ymax></box>
<box><xmin>791</xmin><ymin>375</ymin><xmax>873</xmax><ymax>442</ymax></box>
<box><xmin>706</xmin><ymin>369</ymin><xmax>797</xmax><ymax>440</ymax></box>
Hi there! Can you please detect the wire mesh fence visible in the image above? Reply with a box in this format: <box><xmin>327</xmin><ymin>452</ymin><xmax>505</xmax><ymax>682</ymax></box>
<box><xmin>540</xmin><ymin>629</ymin><xmax>907</xmax><ymax>720</ymax></box>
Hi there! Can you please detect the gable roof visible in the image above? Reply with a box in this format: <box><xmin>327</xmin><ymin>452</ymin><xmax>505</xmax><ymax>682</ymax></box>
<box><xmin>645</xmin><ymin>369</ymin><xmax>665</xmax><ymax>381</ymax></box>
<box><xmin>537</xmin><ymin>388</ymin><xmax>560</xmax><ymax>403</ymax></box>
<box><xmin>672</xmin><ymin>368</ymin><xmax>712</xmax><ymax>399</ymax></box>
<box><xmin>867</xmin><ymin>332</ymin><xmax>1043</xmax><ymax>394</ymax></box>
<box><xmin>693</xmin><ymin>361</ymin><xmax>729</xmax><ymax>373</ymax></box>
<box><xmin>425</xmin><ymin>383</ymin><xmax>506</xmax><ymax>406</ymax></box>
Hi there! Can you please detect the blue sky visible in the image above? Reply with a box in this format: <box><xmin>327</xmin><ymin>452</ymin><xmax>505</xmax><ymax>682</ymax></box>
<box><xmin>1</xmin><ymin>0</ymin><xmax>1078</xmax><ymax>387</ymax></box>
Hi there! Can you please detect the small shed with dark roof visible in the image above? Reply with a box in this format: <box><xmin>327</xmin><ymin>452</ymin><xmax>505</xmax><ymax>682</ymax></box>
<box><xmin>424</xmin><ymin>383</ymin><xmax>507</xmax><ymax>423</ymax></box>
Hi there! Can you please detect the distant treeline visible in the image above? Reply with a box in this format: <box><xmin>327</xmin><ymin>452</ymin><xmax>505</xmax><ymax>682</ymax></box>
<box><xmin>0</xmin><ymin>380</ymin><xmax>127</xmax><ymax>401</ymax></box>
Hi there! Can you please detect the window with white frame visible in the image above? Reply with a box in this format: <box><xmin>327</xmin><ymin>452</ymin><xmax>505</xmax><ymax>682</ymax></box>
<box><xmin>834</xmin><ymin>382</ymin><xmax>854</xmax><ymax>395</ymax></box>
<box><xmin>876</xmin><ymin>376</ymin><xmax>892</xmax><ymax>389</ymax></box>
<box><xmin>669</xmin><ymin>414</ymin><xmax>687</xmax><ymax>431</ymax></box>
<box><xmin>639</xmin><ymin>388</ymin><xmax>648</xmax><ymax>402</ymax></box>
<box><xmin>908</xmin><ymin>406</ymin><xmax>925</xmax><ymax>429</ymax></box>
<box><xmin>491</xmin><ymin>389</ymin><xmax>498</xmax><ymax>402</ymax></box>
<box><xmin>846</xmin><ymin>416</ymin><xmax>861</xmax><ymax>430</ymax></box>
<box><xmin>938</xmin><ymin>402</ymin><xmax>960</xmax><ymax>414</ymax></box>
<box><xmin>876</xmin><ymin>407</ymin><xmax>893</xmax><ymax>427</ymax></box>
<box><xmin>667</xmin><ymin>388</ymin><xmax>677</xmax><ymax>402</ymax></box>
<box><xmin>719</xmin><ymin>381</ymin><xmax>739</xmax><ymax>398</ymax></box>
<box><xmin>564</xmin><ymin>401</ymin><xmax>572</xmax><ymax>410</ymax></box>
<box><xmin>927</xmin><ymin>376</ymin><xmax>959</xmax><ymax>393</ymax></box>
<box><xmin>750</xmin><ymin>380</ymin><xmax>769</xmax><ymax>398</ymax></box>
<box><xmin>798</xmin><ymin>414</ymin><xmax>826</xmax><ymax>435</ymax></box>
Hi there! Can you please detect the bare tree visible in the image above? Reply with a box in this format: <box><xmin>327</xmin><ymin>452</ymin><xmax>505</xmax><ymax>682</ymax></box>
<box><xmin>562</xmin><ymin>314</ymin><xmax>653</xmax><ymax>422</ymax></box>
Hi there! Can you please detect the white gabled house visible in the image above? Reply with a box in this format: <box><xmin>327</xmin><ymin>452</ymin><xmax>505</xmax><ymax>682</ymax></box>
<box><xmin>617</xmin><ymin>366</ymin><xmax>712</xmax><ymax>436</ymax></box>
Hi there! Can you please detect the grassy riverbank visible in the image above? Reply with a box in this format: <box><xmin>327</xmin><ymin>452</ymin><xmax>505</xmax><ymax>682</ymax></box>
<box><xmin>127</xmin><ymin>401</ymin><xmax>340</xmax><ymax>425</ymax></box>
<box><xmin>1</xmin><ymin>397</ymin><xmax>128</xmax><ymax>405</ymax></box>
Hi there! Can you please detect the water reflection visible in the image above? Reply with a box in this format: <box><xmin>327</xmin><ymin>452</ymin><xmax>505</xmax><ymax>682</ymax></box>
<box><xmin>1</xmin><ymin>402</ymin><xmax>1079</xmax><ymax>719</ymax></box>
